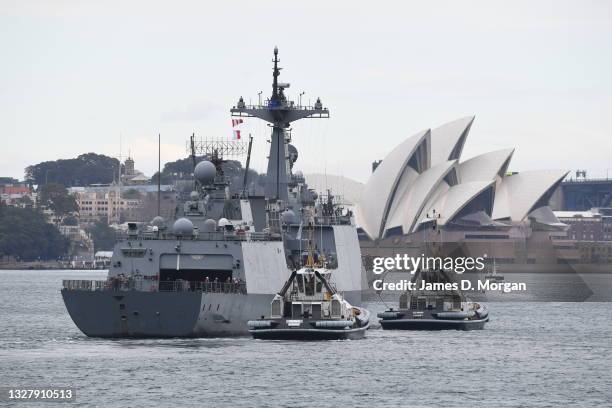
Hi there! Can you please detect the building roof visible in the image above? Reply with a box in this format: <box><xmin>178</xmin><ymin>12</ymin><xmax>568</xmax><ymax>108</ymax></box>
<box><xmin>459</xmin><ymin>148</ymin><xmax>515</xmax><ymax>183</ymax></box>
<box><xmin>356</xmin><ymin>129</ymin><xmax>430</xmax><ymax>239</ymax></box>
<box><xmin>429</xmin><ymin>116</ymin><xmax>474</xmax><ymax>166</ymax></box>
<box><xmin>385</xmin><ymin>160</ymin><xmax>458</xmax><ymax>235</ymax></box>
<box><xmin>421</xmin><ymin>180</ymin><xmax>495</xmax><ymax>227</ymax></box>
<box><xmin>492</xmin><ymin>170</ymin><xmax>569</xmax><ymax>221</ymax></box>
<box><xmin>357</xmin><ymin>116</ymin><xmax>568</xmax><ymax>238</ymax></box>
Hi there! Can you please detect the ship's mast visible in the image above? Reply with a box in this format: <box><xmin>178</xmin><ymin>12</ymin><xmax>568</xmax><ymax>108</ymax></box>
<box><xmin>230</xmin><ymin>47</ymin><xmax>329</xmax><ymax>203</ymax></box>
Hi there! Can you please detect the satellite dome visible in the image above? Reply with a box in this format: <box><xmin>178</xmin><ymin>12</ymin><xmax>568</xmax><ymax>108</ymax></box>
<box><xmin>151</xmin><ymin>216</ymin><xmax>165</xmax><ymax>227</ymax></box>
<box><xmin>202</xmin><ymin>218</ymin><xmax>217</xmax><ymax>233</ymax></box>
<box><xmin>190</xmin><ymin>191</ymin><xmax>199</xmax><ymax>200</ymax></box>
<box><xmin>281</xmin><ymin>209</ymin><xmax>297</xmax><ymax>224</ymax></box>
<box><xmin>173</xmin><ymin>218</ymin><xmax>194</xmax><ymax>237</ymax></box>
<box><xmin>288</xmin><ymin>144</ymin><xmax>298</xmax><ymax>164</ymax></box>
<box><xmin>194</xmin><ymin>160</ymin><xmax>216</xmax><ymax>185</ymax></box>
<box><xmin>218</xmin><ymin>218</ymin><xmax>230</xmax><ymax>228</ymax></box>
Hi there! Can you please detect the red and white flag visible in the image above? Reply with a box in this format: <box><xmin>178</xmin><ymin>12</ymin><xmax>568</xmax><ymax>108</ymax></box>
<box><xmin>232</xmin><ymin>118</ymin><xmax>244</xmax><ymax>127</ymax></box>
<box><xmin>233</xmin><ymin>130</ymin><xmax>241</xmax><ymax>140</ymax></box>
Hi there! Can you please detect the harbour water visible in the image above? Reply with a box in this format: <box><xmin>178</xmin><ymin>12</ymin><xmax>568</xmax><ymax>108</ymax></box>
<box><xmin>1</xmin><ymin>270</ymin><xmax>611</xmax><ymax>407</ymax></box>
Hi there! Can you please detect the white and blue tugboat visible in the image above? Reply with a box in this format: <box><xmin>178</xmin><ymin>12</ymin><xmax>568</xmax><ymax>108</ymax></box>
<box><xmin>378</xmin><ymin>269</ymin><xmax>489</xmax><ymax>330</ymax></box>
<box><xmin>249</xmin><ymin>224</ymin><xmax>370</xmax><ymax>340</ymax></box>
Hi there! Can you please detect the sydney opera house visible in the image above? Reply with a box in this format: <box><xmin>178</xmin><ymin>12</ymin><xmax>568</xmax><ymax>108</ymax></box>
<box><xmin>356</xmin><ymin>116</ymin><xmax>580</xmax><ymax>279</ymax></box>
<box><xmin>357</xmin><ymin>116</ymin><xmax>568</xmax><ymax>239</ymax></box>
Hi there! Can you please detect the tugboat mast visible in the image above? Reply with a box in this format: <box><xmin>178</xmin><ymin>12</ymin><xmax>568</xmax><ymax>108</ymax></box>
<box><xmin>231</xmin><ymin>47</ymin><xmax>329</xmax><ymax>202</ymax></box>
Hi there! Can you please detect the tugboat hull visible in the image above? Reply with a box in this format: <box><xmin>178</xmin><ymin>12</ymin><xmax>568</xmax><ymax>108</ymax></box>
<box><xmin>249</xmin><ymin>308</ymin><xmax>370</xmax><ymax>340</ymax></box>
<box><xmin>250</xmin><ymin>326</ymin><xmax>367</xmax><ymax>340</ymax></box>
<box><xmin>380</xmin><ymin>317</ymin><xmax>489</xmax><ymax>331</ymax></box>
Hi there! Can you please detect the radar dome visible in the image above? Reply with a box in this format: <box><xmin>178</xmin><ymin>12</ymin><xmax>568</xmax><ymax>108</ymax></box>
<box><xmin>218</xmin><ymin>218</ymin><xmax>230</xmax><ymax>228</ymax></box>
<box><xmin>288</xmin><ymin>144</ymin><xmax>298</xmax><ymax>164</ymax></box>
<box><xmin>281</xmin><ymin>210</ymin><xmax>297</xmax><ymax>224</ymax></box>
<box><xmin>151</xmin><ymin>216</ymin><xmax>165</xmax><ymax>227</ymax></box>
<box><xmin>190</xmin><ymin>191</ymin><xmax>199</xmax><ymax>200</ymax></box>
<box><xmin>173</xmin><ymin>218</ymin><xmax>194</xmax><ymax>237</ymax></box>
<box><xmin>194</xmin><ymin>160</ymin><xmax>216</xmax><ymax>185</ymax></box>
<box><xmin>202</xmin><ymin>218</ymin><xmax>217</xmax><ymax>233</ymax></box>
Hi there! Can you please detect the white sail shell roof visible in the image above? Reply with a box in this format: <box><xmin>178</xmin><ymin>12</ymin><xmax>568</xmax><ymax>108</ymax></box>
<box><xmin>459</xmin><ymin>148</ymin><xmax>514</xmax><ymax>183</ymax></box>
<box><xmin>356</xmin><ymin>129</ymin><xmax>430</xmax><ymax>239</ymax></box>
<box><xmin>385</xmin><ymin>160</ymin><xmax>458</xmax><ymax>235</ymax></box>
<box><xmin>357</xmin><ymin>116</ymin><xmax>568</xmax><ymax>238</ymax></box>
<box><xmin>492</xmin><ymin>170</ymin><xmax>569</xmax><ymax>221</ymax></box>
<box><xmin>430</xmin><ymin>116</ymin><xmax>474</xmax><ymax>166</ymax></box>
<box><xmin>421</xmin><ymin>181</ymin><xmax>495</xmax><ymax>227</ymax></box>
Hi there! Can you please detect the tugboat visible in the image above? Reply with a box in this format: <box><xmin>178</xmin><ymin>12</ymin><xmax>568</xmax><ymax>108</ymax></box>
<box><xmin>248</xmin><ymin>220</ymin><xmax>370</xmax><ymax>340</ymax></box>
<box><xmin>378</xmin><ymin>268</ymin><xmax>489</xmax><ymax>330</ymax></box>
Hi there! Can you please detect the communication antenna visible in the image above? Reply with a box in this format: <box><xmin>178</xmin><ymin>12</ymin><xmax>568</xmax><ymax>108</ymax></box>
<box><xmin>190</xmin><ymin>133</ymin><xmax>197</xmax><ymax>170</ymax></box>
<box><xmin>157</xmin><ymin>133</ymin><xmax>161</xmax><ymax>217</ymax></box>
<box><xmin>242</xmin><ymin>134</ymin><xmax>254</xmax><ymax>197</ymax></box>
<box><xmin>187</xmin><ymin>137</ymin><xmax>247</xmax><ymax>158</ymax></box>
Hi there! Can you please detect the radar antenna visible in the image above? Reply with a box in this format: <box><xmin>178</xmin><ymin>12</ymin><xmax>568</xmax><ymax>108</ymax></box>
<box><xmin>231</xmin><ymin>47</ymin><xmax>329</xmax><ymax>202</ymax></box>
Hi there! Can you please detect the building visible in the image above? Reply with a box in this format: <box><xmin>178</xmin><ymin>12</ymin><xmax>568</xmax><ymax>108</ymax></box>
<box><xmin>555</xmin><ymin>208</ymin><xmax>612</xmax><ymax>241</ymax></box>
<box><xmin>355</xmin><ymin>116</ymin><xmax>587</xmax><ymax>277</ymax></box>
<box><xmin>59</xmin><ymin>224</ymin><xmax>94</xmax><ymax>259</ymax></box>
<box><xmin>121</xmin><ymin>156</ymin><xmax>150</xmax><ymax>185</ymax></box>
<box><xmin>124</xmin><ymin>156</ymin><xmax>135</xmax><ymax>177</ymax></box>
<box><xmin>0</xmin><ymin>183</ymin><xmax>37</xmax><ymax>208</ymax></box>
<box><xmin>74</xmin><ymin>188</ymin><xmax>142</xmax><ymax>224</ymax></box>
<box><xmin>70</xmin><ymin>184</ymin><xmax>176</xmax><ymax>225</ymax></box>
<box><xmin>357</xmin><ymin>116</ymin><xmax>568</xmax><ymax>240</ymax></box>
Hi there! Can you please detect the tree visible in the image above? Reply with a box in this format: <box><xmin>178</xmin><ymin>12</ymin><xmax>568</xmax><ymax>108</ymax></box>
<box><xmin>38</xmin><ymin>183</ymin><xmax>78</xmax><ymax>224</ymax></box>
<box><xmin>0</xmin><ymin>205</ymin><xmax>69</xmax><ymax>260</ymax></box>
<box><xmin>25</xmin><ymin>153</ymin><xmax>120</xmax><ymax>186</ymax></box>
<box><xmin>86</xmin><ymin>220</ymin><xmax>117</xmax><ymax>252</ymax></box>
<box><xmin>62</xmin><ymin>215</ymin><xmax>79</xmax><ymax>226</ymax></box>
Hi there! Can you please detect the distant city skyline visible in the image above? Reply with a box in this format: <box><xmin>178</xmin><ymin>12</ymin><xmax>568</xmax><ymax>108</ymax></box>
<box><xmin>1</xmin><ymin>0</ymin><xmax>611</xmax><ymax>183</ymax></box>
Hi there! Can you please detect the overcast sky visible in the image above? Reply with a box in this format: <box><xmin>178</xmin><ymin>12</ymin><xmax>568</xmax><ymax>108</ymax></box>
<box><xmin>1</xmin><ymin>0</ymin><xmax>611</xmax><ymax>183</ymax></box>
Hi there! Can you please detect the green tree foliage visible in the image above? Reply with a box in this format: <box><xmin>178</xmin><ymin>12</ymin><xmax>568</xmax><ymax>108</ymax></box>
<box><xmin>86</xmin><ymin>220</ymin><xmax>117</xmax><ymax>252</ymax></box>
<box><xmin>0</xmin><ymin>204</ymin><xmax>69</xmax><ymax>260</ymax></box>
<box><xmin>62</xmin><ymin>215</ymin><xmax>79</xmax><ymax>226</ymax></box>
<box><xmin>25</xmin><ymin>153</ymin><xmax>121</xmax><ymax>186</ymax></box>
<box><xmin>38</xmin><ymin>183</ymin><xmax>78</xmax><ymax>223</ymax></box>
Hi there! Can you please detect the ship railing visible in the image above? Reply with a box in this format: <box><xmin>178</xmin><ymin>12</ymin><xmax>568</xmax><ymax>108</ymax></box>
<box><xmin>158</xmin><ymin>281</ymin><xmax>247</xmax><ymax>294</ymax></box>
<box><xmin>62</xmin><ymin>280</ymin><xmax>107</xmax><ymax>291</ymax></box>
<box><xmin>114</xmin><ymin>230</ymin><xmax>282</xmax><ymax>242</ymax></box>
<box><xmin>63</xmin><ymin>279</ymin><xmax>248</xmax><ymax>294</ymax></box>
<box><xmin>313</xmin><ymin>215</ymin><xmax>353</xmax><ymax>226</ymax></box>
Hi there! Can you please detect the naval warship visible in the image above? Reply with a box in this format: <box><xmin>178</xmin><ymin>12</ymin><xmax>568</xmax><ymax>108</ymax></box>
<box><xmin>61</xmin><ymin>48</ymin><xmax>364</xmax><ymax>337</ymax></box>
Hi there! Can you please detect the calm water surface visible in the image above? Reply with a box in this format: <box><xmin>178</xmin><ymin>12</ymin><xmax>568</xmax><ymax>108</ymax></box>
<box><xmin>1</xmin><ymin>270</ymin><xmax>611</xmax><ymax>407</ymax></box>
